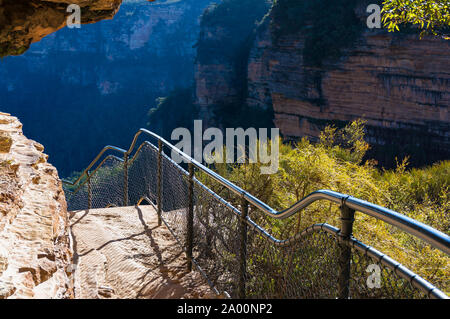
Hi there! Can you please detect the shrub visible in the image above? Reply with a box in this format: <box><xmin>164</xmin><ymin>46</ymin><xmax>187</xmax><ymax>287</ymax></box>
<box><xmin>198</xmin><ymin>120</ymin><xmax>450</xmax><ymax>293</ymax></box>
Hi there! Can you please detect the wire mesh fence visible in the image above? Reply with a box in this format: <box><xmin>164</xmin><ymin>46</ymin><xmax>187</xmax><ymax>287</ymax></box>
<box><xmin>348</xmin><ymin>244</ymin><xmax>426</xmax><ymax>299</ymax></box>
<box><xmin>191</xmin><ymin>181</ymin><xmax>241</xmax><ymax>297</ymax></box>
<box><xmin>245</xmin><ymin>225</ymin><xmax>341</xmax><ymax>298</ymax></box>
<box><xmin>127</xmin><ymin>142</ymin><xmax>159</xmax><ymax>206</ymax></box>
<box><xmin>64</xmin><ymin>156</ymin><xmax>124</xmax><ymax>211</ymax></box>
<box><xmin>63</xmin><ymin>138</ymin><xmax>448</xmax><ymax>299</ymax></box>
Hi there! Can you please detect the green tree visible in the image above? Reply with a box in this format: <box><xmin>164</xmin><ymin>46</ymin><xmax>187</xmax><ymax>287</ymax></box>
<box><xmin>382</xmin><ymin>0</ymin><xmax>450</xmax><ymax>36</ymax></box>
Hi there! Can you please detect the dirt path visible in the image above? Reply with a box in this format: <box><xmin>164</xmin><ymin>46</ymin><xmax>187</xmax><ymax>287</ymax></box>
<box><xmin>69</xmin><ymin>206</ymin><xmax>215</xmax><ymax>299</ymax></box>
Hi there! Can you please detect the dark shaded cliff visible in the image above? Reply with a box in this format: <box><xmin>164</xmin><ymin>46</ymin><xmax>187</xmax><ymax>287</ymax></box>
<box><xmin>194</xmin><ymin>0</ymin><xmax>272</xmax><ymax>128</ymax></box>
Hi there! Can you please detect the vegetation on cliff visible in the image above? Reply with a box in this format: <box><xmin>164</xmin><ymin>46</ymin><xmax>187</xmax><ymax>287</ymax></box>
<box><xmin>197</xmin><ymin>0</ymin><xmax>271</xmax><ymax>64</ymax></box>
<box><xmin>0</xmin><ymin>44</ymin><xmax>27</xmax><ymax>58</ymax></box>
<box><xmin>195</xmin><ymin>0</ymin><xmax>273</xmax><ymax>129</ymax></box>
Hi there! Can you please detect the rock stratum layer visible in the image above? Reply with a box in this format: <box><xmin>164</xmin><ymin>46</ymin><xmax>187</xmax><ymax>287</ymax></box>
<box><xmin>0</xmin><ymin>112</ymin><xmax>72</xmax><ymax>299</ymax></box>
<box><xmin>248</xmin><ymin>20</ymin><xmax>449</xmax><ymax>164</ymax></box>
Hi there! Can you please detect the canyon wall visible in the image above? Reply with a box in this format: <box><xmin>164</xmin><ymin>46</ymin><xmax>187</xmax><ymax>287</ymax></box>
<box><xmin>0</xmin><ymin>112</ymin><xmax>72</xmax><ymax>299</ymax></box>
<box><xmin>195</xmin><ymin>0</ymin><xmax>450</xmax><ymax>167</ymax></box>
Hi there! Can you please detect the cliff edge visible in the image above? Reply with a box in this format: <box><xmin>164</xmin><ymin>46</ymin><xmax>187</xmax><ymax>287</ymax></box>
<box><xmin>0</xmin><ymin>112</ymin><xmax>73</xmax><ymax>299</ymax></box>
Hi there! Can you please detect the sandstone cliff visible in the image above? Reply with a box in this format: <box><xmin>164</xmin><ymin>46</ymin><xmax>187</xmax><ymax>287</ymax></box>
<box><xmin>0</xmin><ymin>112</ymin><xmax>72</xmax><ymax>299</ymax></box>
<box><xmin>194</xmin><ymin>0</ymin><xmax>450</xmax><ymax>167</ymax></box>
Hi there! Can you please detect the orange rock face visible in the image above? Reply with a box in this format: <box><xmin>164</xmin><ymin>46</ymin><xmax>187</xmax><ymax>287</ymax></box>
<box><xmin>248</xmin><ymin>26</ymin><xmax>450</xmax><ymax>139</ymax></box>
<box><xmin>246</xmin><ymin>17</ymin><xmax>449</xmax><ymax>165</ymax></box>
<box><xmin>0</xmin><ymin>112</ymin><xmax>73</xmax><ymax>299</ymax></box>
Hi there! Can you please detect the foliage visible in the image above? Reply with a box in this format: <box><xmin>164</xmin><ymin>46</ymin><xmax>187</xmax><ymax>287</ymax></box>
<box><xmin>62</xmin><ymin>170</ymin><xmax>86</xmax><ymax>193</ymax></box>
<box><xmin>0</xmin><ymin>44</ymin><xmax>27</xmax><ymax>58</ymax></box>
<box><xmin>198</xmin><ymin>120</ymin><xmax>450</xmax><ymax>293</ymax></box>
<box><xmin>382</xmin><ymin>0</ymin><xmax>450</xmax><ymax>36</ymax></box>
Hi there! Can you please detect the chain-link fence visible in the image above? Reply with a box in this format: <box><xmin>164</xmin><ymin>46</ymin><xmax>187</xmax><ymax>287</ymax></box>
<box><xmin>63</xmin><ymin>135</ymin><xmax>449</xmax><ymax>299</ymax></box>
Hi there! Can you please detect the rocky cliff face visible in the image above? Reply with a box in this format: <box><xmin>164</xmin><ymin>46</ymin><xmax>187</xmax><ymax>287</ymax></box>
<box><xmin>195</xmin><ymin>0</ymin><xmax>450</xmax><ymax>166</ymax></box>
<box><xmin>0</xmin><ymin>112</ymin><xmax>72</xmax><ymax>299</ymax></box>
<box><xmin>248</xmin><ymin>8</ymin><xmax>449</xmax><ymax>166</ymax></box>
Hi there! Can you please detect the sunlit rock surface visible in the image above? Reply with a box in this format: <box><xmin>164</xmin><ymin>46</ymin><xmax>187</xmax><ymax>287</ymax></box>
<box><xmin>0</xmin><ymin>112</ymin><xmax>72</xmax><ymax>299</ymax></box>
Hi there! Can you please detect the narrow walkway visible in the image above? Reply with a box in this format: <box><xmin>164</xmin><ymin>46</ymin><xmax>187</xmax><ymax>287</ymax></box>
<box><xmin>69</xmin><ymin>206</ymin><xmax>214</xmax><ymax>299</ymax></box>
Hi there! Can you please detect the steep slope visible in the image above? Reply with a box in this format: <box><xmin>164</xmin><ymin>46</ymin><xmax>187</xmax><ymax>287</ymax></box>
<box><xmin>248</xmin><ymin>0</ymin><xmax>449</xmax><ymax>167</ymax></box>
<box><xmin>194</xmin><ymin>0</ymin><xmax>272</xmax><ymax>128</ymax></box>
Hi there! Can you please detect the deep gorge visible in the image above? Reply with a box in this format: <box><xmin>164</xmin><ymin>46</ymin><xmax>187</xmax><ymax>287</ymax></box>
<box><xmin>0</xmin><ymin>0</ymin><xmax>449</xmax><ymax>175</ymax></box>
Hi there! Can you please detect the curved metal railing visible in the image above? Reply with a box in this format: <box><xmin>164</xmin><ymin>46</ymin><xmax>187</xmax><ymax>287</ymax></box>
<box><xmin>63</xmin><ymin>128</ymin><xmax>450</xmax><ymax>255</ymax></box>
<box><xmin>63</xmin><ymin>128</ymin><xmax>450</xmax><ymax>299</ymax></box>
<box><xmin>62</xmin><ymin>145</ymin><xmax>126</xmax><ymax>186</ymax></box>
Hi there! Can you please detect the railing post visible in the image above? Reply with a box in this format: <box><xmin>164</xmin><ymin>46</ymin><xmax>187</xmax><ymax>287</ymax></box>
<box><xmin>186</xmin><ymin>162</ymin><xmax>194</xmax><ymax>272</ymax></box>
<box><xmin>123</xmin><ymin>153</ymin><xmax>129</xmax><ymax>206</ymax></box>
<box><xmin>238</xmin><ymin>195</ymin><xmax>248</xmax><ymax>299</ymax></box>
<box><xmin>87</xmin><ymin>171</ymin><xmax>92</xmax><ymax>210</ymax></box>
<box><xmin>157</xmin><ymin>140</ymin><xmax>163</xmax><ymax>226</ymax></box>
<box><xmin>338</xmin><ymin>201</ymin><xmax>355</xmax><ymax>299</ymax></box>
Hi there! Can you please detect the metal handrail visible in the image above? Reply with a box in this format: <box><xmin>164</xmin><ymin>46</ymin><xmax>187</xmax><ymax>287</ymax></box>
<box><xmin>62</xmin><ymin>145</ymin><xmax>126</xmax><ymax>186</ymax></box>
<box><xmin>63</xmin><ymin>128</ymin><xmax>450</xmax><ymax>256</ymax></box>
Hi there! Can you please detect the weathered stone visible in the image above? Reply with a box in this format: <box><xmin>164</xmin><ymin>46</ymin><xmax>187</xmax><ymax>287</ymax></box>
<box><xmin>0</xmin><ymin>279</ymin><xmax>16</xmax><ymax>299</ymax></box>
<box><xmin>0</xmin><ymin>133</ymin><xmax>12</xmax><ymax>153</ymax></box>
<box><xmin>0</xmin><ymin>113</ymin><xmax>73</xmax><ymax>299</ymax></box>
